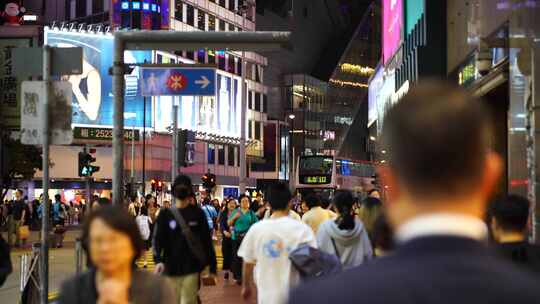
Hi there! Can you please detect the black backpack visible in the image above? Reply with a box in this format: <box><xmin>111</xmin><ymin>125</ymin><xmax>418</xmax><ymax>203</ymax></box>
<box><xmin>289</xmin><ymin>243</ymin><xmax>342</xmax><ymax>280</ymax></box>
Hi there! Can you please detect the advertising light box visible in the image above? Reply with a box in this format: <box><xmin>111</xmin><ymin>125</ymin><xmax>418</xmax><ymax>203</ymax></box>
<box><xmin>368</xmin><ymin>66</ymin><xmax>383</xmax><ymax>127</ymax></box>
<box><xmin>154</xmin><ymin>73</ymin><xmax>241</xmax><ymax>138</ymax></box>
<box><xmin>383</xmin><ymin>0</ymin><xmax>403</xmax><ymax>65</ymax></box>
<box><xmin>44</xmin><ymin>28</ymin><xmax>152</xmax><ymax>128</ymax></box>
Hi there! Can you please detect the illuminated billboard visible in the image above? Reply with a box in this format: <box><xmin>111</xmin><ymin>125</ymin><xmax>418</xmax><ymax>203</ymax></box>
<box><xmin>368</xmin><ymin>66</ymin><xmax>383</xmax><ymax>127</ymax></box>
<box><xmin>406</xmin><ymin>0</ymin><xmax>424</xmax><ymax>35</ymax></box>
<box><xmin>382</xmin><ymin>0</ymin><xmax>403</xmax><ymax>65</ymax></box>
<box><xmin>155</xmin><ymin>73</ymin><xmax>241</xmax><ymax>137</ymax></box>
<box><xmin>44</xmin><ymin>28</ymin><xmax>152</xmax><ymax>128</ymax></box>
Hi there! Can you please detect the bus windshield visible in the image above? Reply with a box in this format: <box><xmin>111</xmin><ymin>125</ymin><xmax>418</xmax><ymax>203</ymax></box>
<box><xmin>298</xmin><ymin>156</ymin><xmax>334</xmax><ymax>176</ymax></box>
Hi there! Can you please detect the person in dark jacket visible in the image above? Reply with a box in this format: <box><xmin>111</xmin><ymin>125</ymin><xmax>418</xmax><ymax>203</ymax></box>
<box><xmin>289</xmin><ymin>82</ymin><xmax>540</xmax><ymax>304</ymax></box>
<box><xmin>489</xmin><ymin>194</ymin><xmax>540</xmax><ymax>274</ymax></box>
<box><xmin>218</xmin><ymin>199</ymin><xmax>237</xmax><ymax>280</ymax></box>
<box><xmin>0</xmin><ymin>234</ymin><xmax>12</xmax><ymax>287</ymax></box>
<box><xmin>153</xmin><ymin>175</ymin><xmax>217</xmax><ymax>304</ymax></box>
<box><xmin>58</xmin><ymin>206</ymin><xmax>174</xmax><ymax>304</ymax></box>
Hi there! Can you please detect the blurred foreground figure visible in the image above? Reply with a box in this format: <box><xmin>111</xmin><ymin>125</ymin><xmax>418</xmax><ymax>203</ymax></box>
<box><xmin>289</xmin><ymin>81</ymin><xmax>540</xmax><ymax>304</ymax></box>
<box><xmin>490</xmin><ymin>195</ymin><xmax>540</xmax><ymax>274</ymax></box>
<box><xmin>58</xmin><ymin>206</ymin><xmax>174</xmax><ymax>304</ymax></box>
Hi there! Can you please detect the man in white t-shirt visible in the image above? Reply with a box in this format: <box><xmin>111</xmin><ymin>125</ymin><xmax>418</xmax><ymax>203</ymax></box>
<box><xmin>238</xmin><ymin>183</ymin><xmax>316</xmax><ymax>304</ymax></box>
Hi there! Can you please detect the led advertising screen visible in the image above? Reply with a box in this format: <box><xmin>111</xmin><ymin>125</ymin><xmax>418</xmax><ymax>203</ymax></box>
<box><xmin>44</xmin><ymin>28</ymin><xmax>152</xmax><ymax>128</ymax></box>
<box><xmin>154</xmin><ymin>73</ymin><xmax>241</xmax><ymax>137</ymax></box>
<box><xmin>368</xmin><ymin>66</ymin><xmax>383</xmax><ymax>127</ymax></box>
<box><xmin>382</xmin><ymin>0</ymin><xmax>403</xmax><ymax>65</ymax></box>
<box><xmin>406</xmin><ymin>0</ymin><xmax>424</xmax><ymax>35</ymax></box>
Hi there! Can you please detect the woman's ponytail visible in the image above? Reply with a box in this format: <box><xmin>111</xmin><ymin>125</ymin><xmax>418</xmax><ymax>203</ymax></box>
<box><xmin>333</xmin><ymin>190</ymin><xmax>355</xmax><ymax>230</ymax></box>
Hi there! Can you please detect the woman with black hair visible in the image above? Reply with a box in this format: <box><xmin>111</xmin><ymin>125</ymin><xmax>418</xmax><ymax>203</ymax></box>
<box><xmin>58</xmin><ymin>206</ymin><xmax>174</xmax><ymax>304</ymax></box>
<box><xmin>316</xmin><ymin>190</ymin><xmax>373</xmax><ymax>269</ymax></box>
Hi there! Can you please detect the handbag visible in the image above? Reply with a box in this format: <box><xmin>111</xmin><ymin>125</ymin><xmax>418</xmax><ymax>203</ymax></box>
<box><xmin>289</xmin><ymin>243</ymin><xmax>342</xmax><ymax>280</ymax></box>
<box><xmin>17</xmin><ymin>225</ymin><xmax>30</xmax><ymax>240</ymax></box>
<box><xmin>170</xmin><ymin>207</ymin><xmax>208</xmax><ymax>268</ymax></box>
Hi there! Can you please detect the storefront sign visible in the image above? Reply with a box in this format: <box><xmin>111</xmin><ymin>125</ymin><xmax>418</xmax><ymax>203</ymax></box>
<box><xmin>457</xmin><ymin>55</ymin><xmax>479</xmax><ymax>87</ymax></box>
<box><xmin>383</xmin><ymin>0</ymin><xmax>404</xmax><ymax>65</ymax></box>
<box><xmin>73</xmin><ymin>127</ymin><xmax>140</xmax><ymax>141</ymax></box>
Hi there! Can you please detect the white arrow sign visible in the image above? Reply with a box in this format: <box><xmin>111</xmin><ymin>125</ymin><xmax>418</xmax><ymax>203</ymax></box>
<box><xmin>195</xmin><ymin>76</ymin><xmax>211</xmax><ymax>89</ymax></box>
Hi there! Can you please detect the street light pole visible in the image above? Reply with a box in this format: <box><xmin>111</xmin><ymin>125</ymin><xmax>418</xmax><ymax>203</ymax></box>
<box><xmin>172</xmin><ymin>104</ymin><xmax>178</xmax><ymax>183</ymax></box>
<box><xmin>40</xmin><ymin>45</ymin><xmax>51</xmax><ymax>304</ymax></box>
<box><xmin>238</xmin><ymin>4</ymin><xmax>250</xmax><ymax>195</ymax></box>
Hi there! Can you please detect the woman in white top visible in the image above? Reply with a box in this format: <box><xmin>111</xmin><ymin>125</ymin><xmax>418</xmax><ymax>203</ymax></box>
<box><xmin>135</xmin><ymin>206</ymin><xmax>152</xmax><ymax>268</ymax></box>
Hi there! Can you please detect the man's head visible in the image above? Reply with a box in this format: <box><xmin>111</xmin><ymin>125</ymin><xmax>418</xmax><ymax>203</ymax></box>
<box><xmin>380</xmin><ymin>81</ymin><xmax>502</xmax><ymax>226</ymax></box>
<box><xmin>490</xmin><ymin>195</ymin><xmax>530</xmax><ymax>242</ymax></box>
<box><xmin>304</xmin><ymin>194</ymin><xmax>321</xmax><ymax>209</ymax></box>
<box><xmin>15</xmin><ymin>189</ymin><xmax>23</xmax><ymax>200</ymax></box>
<box><xmin>172</xmin><ymin>175</ymin><xmax>194</xmax><ymax>201</ymax></box>
<box><xmin>54</xmin><ymin>194</ymin><xmax>62</xmax><ymax>202</ymax></box>
<box><xmin>266</xmin><ymin>182</ymin><xmax>292</xmax><ymax>212</ymax></box>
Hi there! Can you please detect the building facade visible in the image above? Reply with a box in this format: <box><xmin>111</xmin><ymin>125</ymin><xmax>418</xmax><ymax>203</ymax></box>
<box><xmin>4</xmin><ymin>0</ymin><xmax>275</xmax><ymax>201</ymax></box>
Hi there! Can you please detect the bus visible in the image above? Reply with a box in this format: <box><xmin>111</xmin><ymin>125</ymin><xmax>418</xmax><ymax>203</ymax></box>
<box><xmin>295</xmin><ymin>155</ymin><xmax>376</xmax><ymax>199</ymax></box>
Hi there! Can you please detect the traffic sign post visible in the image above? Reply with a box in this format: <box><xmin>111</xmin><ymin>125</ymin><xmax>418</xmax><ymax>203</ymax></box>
<box><xmin>140</xmin><ymin>67</ymin><xmax>216</xmax><ymax>96</ymax></box>
<box><xmin>112</xmin><ymin>30</ymin><xmax>292</xmax><ymax>207</ymax></box>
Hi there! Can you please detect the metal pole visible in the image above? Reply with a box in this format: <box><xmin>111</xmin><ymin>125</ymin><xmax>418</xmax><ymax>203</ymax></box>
<box><xmin>172</xmin><ymin>104</ymin><xmax>178</xmax><ymax>183</ymax></box>
<box><xmin>239</xmin><ymin>11</ymin><xmax>248</xmax><ymax>195</ymax></box>
<box><xmin>131</xmin><ymin>125</ymin><xmax>135</xmax><ymax>179</ymax></box>
<box><xmin>142</xmin><ymin>96</ymin><xmax>146</xmax><ymax>196</ymax></box>
<box><xmin>86</xmin><ymin>177</ymin><xmax>91</xmax><ymax>208</ymax></box>
<box><xmin>112</xmin><ymin>39</ymin><xmax>125</xmax><ymax>206</ymax></box>
<box><xmin>40</xmin><ymin>45</ymin><xmax>51</xmax><ymax>304</ymax></box>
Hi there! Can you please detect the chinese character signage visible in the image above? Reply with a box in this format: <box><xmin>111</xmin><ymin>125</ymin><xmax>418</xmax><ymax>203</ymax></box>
<box><xmin>73</xmin><ymin>127</ymin><xmax>140</xmax><ymax>141</ymax></box>
<box><xmin>20</xmin><ymin>81</ymin><xmax>73</xmax><ymax>145</ymax></box>
<box><xmin>0</xmin><ymin>38</ymin><xmax>31</xmax><ymax>129</ymax></box>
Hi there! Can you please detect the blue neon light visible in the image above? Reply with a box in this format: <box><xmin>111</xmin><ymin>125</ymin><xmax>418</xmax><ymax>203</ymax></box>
<box><xmin>143</xmin><ymin>3</ymin><xmax>150</xmax><ymax>10</ymax></box>
<box><xmin>151</xmin><ymin>4</ymin><xmax>157</xmax><ymax>12</ymax></box>
<box><xmin>132</xmin><ymin>2</ymin><xmax>141</xmax><ymax>9</ymax></box>
<box><xmin>216</xmin><ymin>50</ymin><xmax>225</xmax><ymax>56</ymax></box>
<box><xmin>121</xmin><ymin>1</ymin><xmax>129</xmax><ymax>10</ymax></box>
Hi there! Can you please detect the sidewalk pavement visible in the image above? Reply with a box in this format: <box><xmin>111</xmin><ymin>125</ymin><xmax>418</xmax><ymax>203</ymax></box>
<box><xmin>0</xmin><ymin>228</ymin><xmax>82</xmax><ymax>303</ymax></box>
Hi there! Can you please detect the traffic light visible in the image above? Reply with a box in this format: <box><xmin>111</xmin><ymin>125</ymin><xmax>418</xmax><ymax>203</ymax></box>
<box><xmin>78</xmin><ymin>149</ymin><xmax>100</xmax><ymax>177</ymax></box>
<box><xmin>151</xmin><ymin>179</ymin><xmax>157</xmax><ymax>192</ymax></box>
<box><xmin>202</xmin><ymin>172</ymin><xmax>216</xmax><ymax>191</ymax></box>
<box><xmin>177</xmin><ymin>130</ymin><xmax>188</xmax><ymax>167</ymax></box>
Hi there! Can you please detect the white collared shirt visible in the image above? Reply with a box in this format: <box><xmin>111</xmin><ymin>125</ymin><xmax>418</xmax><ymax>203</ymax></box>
<box><xmin>396</xmin><ymin>213</ymin><xmax>488</xmax><ymax>243</ymax></box>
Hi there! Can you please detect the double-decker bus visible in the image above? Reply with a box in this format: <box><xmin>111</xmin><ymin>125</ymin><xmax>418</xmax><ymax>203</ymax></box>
<box><xmin>295</xmin><ymin>155</ymin><xmax>376</xmax><ymax>199</ymax></box>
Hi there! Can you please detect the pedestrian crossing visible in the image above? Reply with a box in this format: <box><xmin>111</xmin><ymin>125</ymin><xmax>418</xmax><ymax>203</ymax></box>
<box><xmin>135</xmin><ymin>244</ymin><xmax>224</xmax><ymax>272</ymax></box>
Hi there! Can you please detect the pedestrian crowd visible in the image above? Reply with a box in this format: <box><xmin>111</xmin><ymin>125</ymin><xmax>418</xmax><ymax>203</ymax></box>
<box><xmin>5</xmin><ymin>81</ymin><xmax>540</xmax><ymax>304</ymax></box>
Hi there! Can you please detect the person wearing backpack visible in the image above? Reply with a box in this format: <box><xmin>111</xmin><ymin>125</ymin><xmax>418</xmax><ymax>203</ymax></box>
<box><xmin>136</xmin><ymin>206</ymin><xmax>152</xmax><ymax>268</ymax></box>
<box><xmin>153</xmin><ymin>175</ymin><xmax>217</xmax><ymax>304</ymax></box>
<box><xmin>316</xmin><ymin>190</ymin><xmax>373</xmax><ymax>269</ymax></box>
<box><xmin>228</xmin><ymin>194</ymin><xmax>258</xmax><ymax>284</ymax></box>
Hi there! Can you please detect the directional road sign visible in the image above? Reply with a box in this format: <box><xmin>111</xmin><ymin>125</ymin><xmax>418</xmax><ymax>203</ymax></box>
<box><xmin>140</xmin><ymin>67</ymin><xmax>216</xmax><ymax>96</ymax></box>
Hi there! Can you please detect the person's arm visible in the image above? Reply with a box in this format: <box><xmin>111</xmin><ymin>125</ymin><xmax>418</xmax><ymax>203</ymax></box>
<box><xmin>361</xmin><ymin>228</ymin><xmax>374</xmax><ymax>260</ymax></box>
<box><xmin>152</xmin><ymin>212</ymin><xmax>166</xmax><ymax>271</ymax></box>
<box><xmin>241</xmin><ymin>262</ymin><xmax>256</xmax><ymax>300</ymax></box>
<box><xmin>199</xmin><ymin>210</ymin><xmax>217</xmax><ymax>274</ymax></box>
<box><xmin>227</xmin><ymin>209</ymin><xmax>240</xmax><ymax>227</ymax></box>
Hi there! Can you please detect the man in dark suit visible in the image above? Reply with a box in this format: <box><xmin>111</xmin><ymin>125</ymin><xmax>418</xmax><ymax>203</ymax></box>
<box><xmin>489</xmin><ymin>194</ymin><xmax>540</xmax><ymax>274</ymax></box>
<box><xmin>289</xmin><ymin>81</ymin><xmax>540</xmax><ymax>304</ymax></box>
